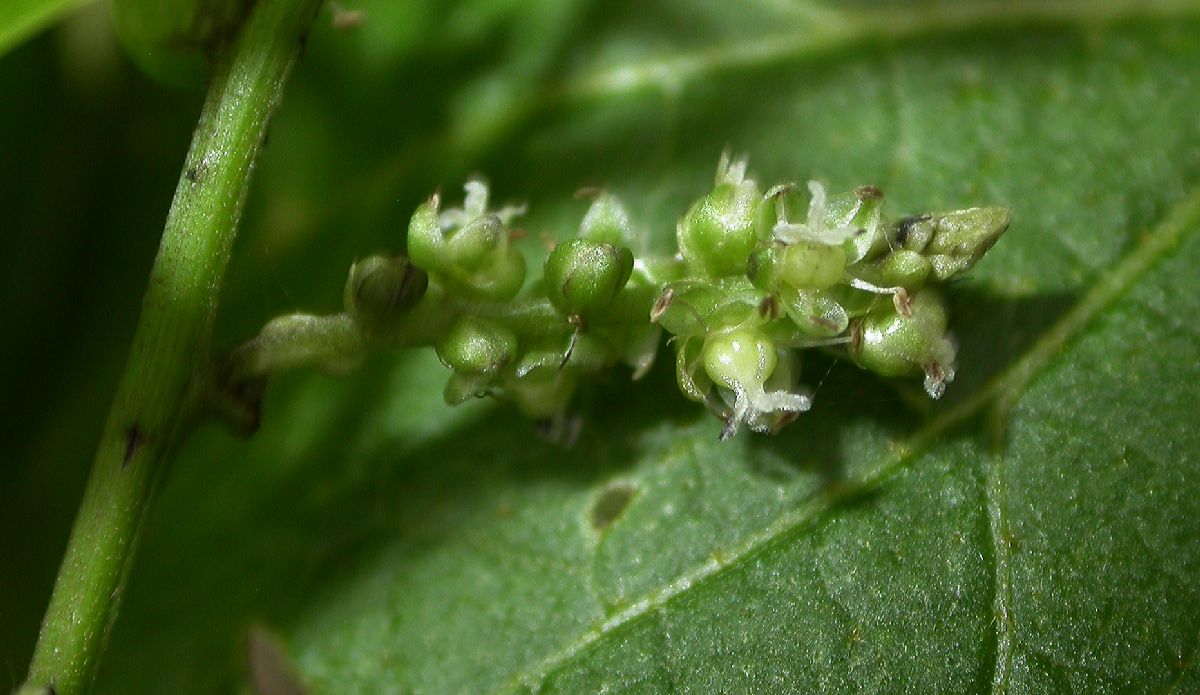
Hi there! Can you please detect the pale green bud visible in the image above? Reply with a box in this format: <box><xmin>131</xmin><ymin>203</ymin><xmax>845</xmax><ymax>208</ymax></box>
<box><xmin>446</xmin><ymin>215</ymin><xmax>507</xmax><ymax>270</ymax></box>
<box><xmin>701</xmin><ymin>327</ymin><xmax>811</xmax><ymax>439</ymax></box>
<box><xmin>702</xmin><ymin>328</ymin><xmax>778</xmax><ymax>392</ymax></box>
<box><xmin>778</xmin><ymin>241</ymin><xmax>846</xmax><ymax>290</ymax></box>
<box><xmin>920</xmin><ymin>207</ymin><xmax>1011</xmax><ymax>280</ymax></box>
<box><xmin>406</xmin><ymin>195</ymin><xmax>444</xmax><ymax>272</ymax></box>
<box><xmin>677</xmin><ymin>157</ymin><xmax>771</xmax><ymax>277</ymax></box>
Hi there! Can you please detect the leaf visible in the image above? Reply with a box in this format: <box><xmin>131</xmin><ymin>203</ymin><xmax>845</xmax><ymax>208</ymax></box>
<box><xmin>0</xmin><ymin>0</ymin><xmax>91</xmax><ymax>57</ymax></box>
<box><xmin>5</xmin><ymin>0</ymin><xmax>1200</xmax><ymax>693</ymax></box>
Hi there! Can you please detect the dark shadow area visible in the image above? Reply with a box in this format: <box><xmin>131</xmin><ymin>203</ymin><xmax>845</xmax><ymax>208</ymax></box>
<box><xmin>943</xmin><ymin>286</ymin><xmax>1078</xmax><ymax>404</ymax></box>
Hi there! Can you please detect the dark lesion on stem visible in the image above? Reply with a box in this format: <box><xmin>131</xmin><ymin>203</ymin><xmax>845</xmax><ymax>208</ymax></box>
<box><xmin>121</xmin><ymin>426</ymin><xmax>145</xmax><ymax>468</ymax></box>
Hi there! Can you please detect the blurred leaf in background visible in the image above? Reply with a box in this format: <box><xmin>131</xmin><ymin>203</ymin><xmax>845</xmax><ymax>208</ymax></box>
<box><xmin>3</xmin><ymin>0</ymin><xmax>1200</xmax><ymax>693</ymax></box>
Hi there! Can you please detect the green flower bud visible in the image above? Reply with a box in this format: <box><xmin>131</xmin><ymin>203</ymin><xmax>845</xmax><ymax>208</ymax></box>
<box><xmin>446</xmin><ymin>215</ymin><xmax>507</xmax><ymax>270</ymax></box>
<box><xmin>543</xmin><ymin>239</ymin><xmax>634</xmax><ymax>318</ymax></box>
<box><xmin>405</xmin><ymin>186</ymin><xmax>528</xmax><ymax>301</ymax></box>
<box><xmin>921</xmin><ymin>207</ymin><xmax>1011</xmax><ymax>280</ymax></box>
<box><xmin>343</xmin><ymin>254</ymin><xmax>428</xmax><ymax>332</ymax></box>
<box><xmin>677</xmin><ymin>156</ymin><xmax>770</xmax><ymax>277</ymax></box>
<box><xmin>892</xmin><ymin>207</ymin><xmax>1012</xmax><ymax>280</ymax></box>
<box><xmin>436</xmin><ymin>316</ymin><xmax>518</xmax><ymax>376</ymax></box>
<box><xmin>579</xmin><ymin>193</ymin><xmax>633</xmax><ymax>247</ymax></box>
<box><xmin>652</xmin><ymin>285</ymin><xmax>709</xmax><ymax>337</ymax></box>
<box><xmin>849</xmin><ymin>290</ymin><xmax>957</xmax><ymax>398</ymax></box>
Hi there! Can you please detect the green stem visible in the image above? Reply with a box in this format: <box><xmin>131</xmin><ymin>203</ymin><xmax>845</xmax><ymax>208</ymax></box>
<box><xmin>23</xmin><ymin>2</ymin><xmax>322</xmax><ymax>693</ymax></box>
<box><xmin>219</xmin><ymin>283</ymin><xmax>662</xmax><ymax>390</ymax></box>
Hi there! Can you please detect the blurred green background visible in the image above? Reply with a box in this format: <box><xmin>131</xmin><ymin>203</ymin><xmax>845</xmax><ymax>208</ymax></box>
<box><xmin>4</xmin><ymin>1</ymin><xmax>1200</xmax><ymax>693</ymax></box>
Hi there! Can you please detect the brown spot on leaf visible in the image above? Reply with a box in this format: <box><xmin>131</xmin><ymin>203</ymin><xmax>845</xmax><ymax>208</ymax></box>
<box><xmin>590</xmin><ymin>482</ymin><xmax>636</xmax><ymax>532</ymax></box>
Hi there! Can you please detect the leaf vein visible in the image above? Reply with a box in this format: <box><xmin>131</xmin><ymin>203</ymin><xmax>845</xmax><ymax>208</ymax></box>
<box><xmin>558</xmin><ymin>0</ymin><xmax>1200</xmax><ymax>102</ymax></box>
<box><xmin>986</xmin><ymin>451</ymin><xmax>1015</xmax><ymax>695</ymax></box>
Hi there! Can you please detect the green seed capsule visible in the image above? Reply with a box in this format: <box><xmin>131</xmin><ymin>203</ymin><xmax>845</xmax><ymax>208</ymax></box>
<box><xmin>436</xmin><ymin>316</ymin><xmax>518</xmax><ymax>376</ymax></box>
<box><xmin>544</xmin><ymin>239</ymin><xmax>634</xmax><ymax>317</ymax></box>
<box><xmin>343</xmin><ymin>254</ymin><xmax>428</xmax><ymax>332</ymax></box>
<box><xmin>779</xmin><ymin>241</ymin><xmax>846</xmax><ymax>290</ymax></box>
<box><xmin>702</xmin><ymin>328</ymin><xmax>778</xmax><ymax>392</ymax></box>
<box><xmin>849</xmin><ymin>290</ymin><xmax>957</xmax><ymax>397</ymax></box>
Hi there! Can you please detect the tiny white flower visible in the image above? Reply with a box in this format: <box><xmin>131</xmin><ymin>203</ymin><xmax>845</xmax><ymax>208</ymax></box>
<box><xmin>438</xmin><ymin>180</ymin><xmax>526</xmax><ymax>230</ymax></box>
<box><xmin>719</xmin><ymin>382</ymin><xmax>812</xmax><ymax>440</ymax></box>
<box><xmin>773</xmin><ymin>180</ymin><xmax>861</xmax><ymax>246</ymax></box>
<box><xmin>701</xmin><ymin>328</ymin><xmax>812</xmax><ymax>440</ymax></box>
<box><xmin>715</xmin><ymin>151</ymin><xmax>750</xmax><ymax>186</ymax></box>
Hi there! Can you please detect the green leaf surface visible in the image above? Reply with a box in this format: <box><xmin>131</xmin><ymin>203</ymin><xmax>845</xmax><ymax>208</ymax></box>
<box><xmin>4</xmin><ymin>0</ymin><xmax>1200</xmax><ymax>693</ymax></box>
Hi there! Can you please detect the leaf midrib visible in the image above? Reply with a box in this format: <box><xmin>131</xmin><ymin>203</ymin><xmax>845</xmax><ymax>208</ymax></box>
<box><xmin>499</xmin><ymin>182</ymin><xmax>1200</xmax><ymax>693</ymax></box>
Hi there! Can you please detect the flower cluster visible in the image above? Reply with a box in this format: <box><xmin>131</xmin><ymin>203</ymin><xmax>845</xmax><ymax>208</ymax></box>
<box><xmin>653</xmin><ymin>156</ymin><xmax>1009</xmax><ymax>438</ymax></box>
<box><xmin>232</xmin><ymin>156</ymin><xmax>1009</xmax><ymax>440</ymax></box>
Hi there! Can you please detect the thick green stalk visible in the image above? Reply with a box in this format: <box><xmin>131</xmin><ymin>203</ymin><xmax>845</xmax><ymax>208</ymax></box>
<box><xmin>22</xmin><ymin>1</ymin><xmax>322</xmax><ymax>693</ymax></box>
